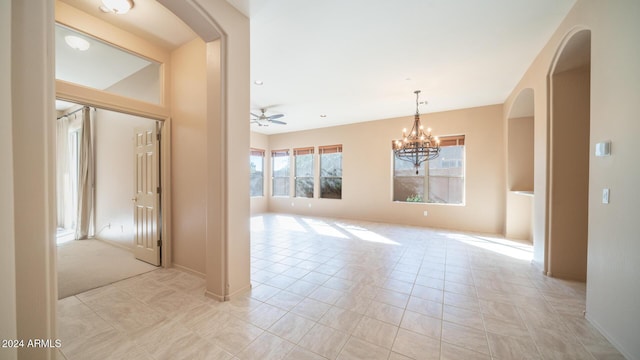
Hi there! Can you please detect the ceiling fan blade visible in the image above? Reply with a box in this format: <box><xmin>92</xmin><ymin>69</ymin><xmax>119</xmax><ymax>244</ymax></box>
<box><xmin>270</xmin><ymin>119</ymin><xmax>287</xmax><ymax>125</ymax></box>
<box><xmin>250</xmin><ymin>112</ymin><xmax>262</xmax><ymax>118</ymax></box>
<box><xmin>267</xmin><ymin>114</ymin><xmax>284</xmax><ymax>120</ymax></box>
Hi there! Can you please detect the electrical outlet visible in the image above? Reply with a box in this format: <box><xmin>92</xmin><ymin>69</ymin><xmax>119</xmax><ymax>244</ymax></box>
<box><xmin>423</xmin><ymin>211</ymin><xmax>428</xmax><ymax>216</ymax></box>
<box><xmin>602</xmin><ymin>188</ymin><xmax>610</xmax><ymax>204</ymax></box>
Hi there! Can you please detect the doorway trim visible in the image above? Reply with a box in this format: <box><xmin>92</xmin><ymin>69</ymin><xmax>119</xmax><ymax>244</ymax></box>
<box><xmin>55</xmin><ymin>93</ymin><xmax>173</xmax><ymax>270</ymax></box>
<box><xmin>545</xmin><ymin>26</ymin><xmax>592</xmax><ymax>279</ymax></box>
<box><xmin>158</xmin><ymin>0</ymin><xmax>252</xmax><ymax>301</ymax></box>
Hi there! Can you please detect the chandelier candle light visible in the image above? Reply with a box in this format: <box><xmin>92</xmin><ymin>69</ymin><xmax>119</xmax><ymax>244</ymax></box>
<box><xmin>393</xmin><ymin>90</ymin><xmax>440</xmax><ymax>174</ymax></box>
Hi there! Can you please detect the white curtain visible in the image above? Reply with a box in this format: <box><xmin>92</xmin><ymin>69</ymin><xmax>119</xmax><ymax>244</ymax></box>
<box><xmin>56</xmin><ymin>116</ymin><xmax>72</xmax><ymax>230</ymax></box>
<box><xmin>75</xmin><ymin>107</ymin><xmax>95</xmax><ymax>240</ymax></box>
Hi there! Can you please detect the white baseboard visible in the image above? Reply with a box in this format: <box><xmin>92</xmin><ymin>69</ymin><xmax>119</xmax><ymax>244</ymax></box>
<box><xmin>585</xmin><ymin>313</ymin><xmax>637</xmax><ymax>360</ymax></box>
<box><xmin>171</xmin><ymin>263</ymin><xmax>206</xmax><ymax>278</ymax></box>
<box><xmin>225</xmin><ymin>283</ymin><xmax>252</xmax><ymax>301</ymax></box>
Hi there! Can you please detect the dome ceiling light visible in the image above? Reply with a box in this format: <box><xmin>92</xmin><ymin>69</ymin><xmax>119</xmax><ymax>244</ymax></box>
<box><xmin>99</xmin><ymin>0</ymin><xmax>134</xmax><ymax>14</ymax></box>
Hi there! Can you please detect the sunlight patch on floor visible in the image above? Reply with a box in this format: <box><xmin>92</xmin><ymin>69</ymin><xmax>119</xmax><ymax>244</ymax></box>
<box><xmin>301</xmin><ymin>218</ymin><xmax>349</xmax><ymax>239</ymax></box>
<box><xmin>273</xmin><ymin>215</ymin><xmax>307</xmax><ymax>232</ymax></box>
<box><xmin>250</xmin><ymin>215</ymin><xmax>265</xmax><ymax>232</ymax></box>
<box><xmin>336</xmin><ymin>223</ymin><xmax>400</xmax><ymax>245</ymax></box>
<box><xmin>446</xmin><ymin>233</ymin><xmax>533</xmax><ymax>261</ymax></box>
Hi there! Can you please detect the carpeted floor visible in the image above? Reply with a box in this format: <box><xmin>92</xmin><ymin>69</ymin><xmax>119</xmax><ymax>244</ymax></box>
<box><xmin>57</xmin><ymin>239</ymin><xmax>157</xmax><ymax>299</ymax></box>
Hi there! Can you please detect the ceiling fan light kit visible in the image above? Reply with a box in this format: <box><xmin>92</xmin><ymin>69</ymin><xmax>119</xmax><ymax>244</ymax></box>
<box><xmin>392</xmin><ymin>90</ymin><xmax>440</xmax><ymax>174</ymax></box>
<box><xmin>250</xmin><ymin>109</ymin><xmax>287</xmax><ymax>127</ymax></box>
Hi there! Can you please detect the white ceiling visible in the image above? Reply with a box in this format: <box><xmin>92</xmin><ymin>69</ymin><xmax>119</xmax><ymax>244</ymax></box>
<box><xmin>236</xmin><ymin>0</ymin><xmax>576</xmax><ymax>134</ymax></box>
<box><xmin>58</xmin><ymin>0</ymin><xmax>576</xmax><ymax>134</ymax></box>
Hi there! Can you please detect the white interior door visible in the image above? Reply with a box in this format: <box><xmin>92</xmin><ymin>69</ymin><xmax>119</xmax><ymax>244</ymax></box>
<box><xmin>133</xmin><ymin>123</ymin><xmax>160</xmax><ymax>266</ymax></box>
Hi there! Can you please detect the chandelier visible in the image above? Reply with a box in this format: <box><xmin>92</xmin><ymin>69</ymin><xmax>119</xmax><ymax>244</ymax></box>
<box><xmin>392</xmin><ymin>90</ymin><xmax>440</xmax><ymax>174</ymax></box>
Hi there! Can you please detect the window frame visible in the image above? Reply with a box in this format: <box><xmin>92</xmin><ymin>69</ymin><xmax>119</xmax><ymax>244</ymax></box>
<box><xmin>271</xmin><ymin>149</ymin><xmax>290</xmax><ymax>197</ymax></box>
<box><xmin>250</xmin><ymin>148</ymin><xmax>265</xmax><ymax>197</ymax></box>
<box><xmin>294</xmin><ymin>147</ymin><xmax>315</xmax><ymax>198</ymax></box>
<box><xmin>319</xmin><ymin>145</ymin><xmax>343</xmax><ymax>199</ymax></box>
<box><xmin>392</xmin><ymin>135</ymin><xmax>465</xmax><ymax>205</ymax></box>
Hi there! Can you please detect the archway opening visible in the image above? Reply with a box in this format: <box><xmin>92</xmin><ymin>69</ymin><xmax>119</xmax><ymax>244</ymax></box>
<box><xmin>506</xmin><ymin>88</ymin><xmax>535</xmax><ymax>245</ymax></box>
<box><xmin>547</xmin><ymin>29</ymin><xmax>591</xmax><ymax>281</ymax></box>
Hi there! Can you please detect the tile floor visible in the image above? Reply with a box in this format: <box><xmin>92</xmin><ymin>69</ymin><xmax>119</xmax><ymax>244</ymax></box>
<box><xmin>57</xmin><ymin>214</ymin><xmax>624</xmax><ymax>360</ymax></box>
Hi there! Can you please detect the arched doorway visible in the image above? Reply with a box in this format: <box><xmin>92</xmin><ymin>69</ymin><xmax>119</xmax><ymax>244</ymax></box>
<box><xmin>546</xmin><ymin>29</ymin><xmax>591</xmax><ymax>281</ymax></box>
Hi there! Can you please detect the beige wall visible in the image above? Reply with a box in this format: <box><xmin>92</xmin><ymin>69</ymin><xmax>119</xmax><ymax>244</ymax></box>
<box><xmin>583</xmin><ymin>2</ymin><xmax>639</xmax><ymax>354</ymax></box>
<box><xmin>105</xmin><ymin>63</ymin><xmax>162</xmax><ymax>105</ymax></box>
<box><xmin>505</xmin><ymin>192</ymin><xmax>533</xmax><ymax>241</ymax></box>
<box><xmin>170</xmin><ymin>37</ymin><xmax>208</xmax><ymax>275</ymax></box>
<box><xmin>250</xmin><ymin>131</ymin><xmax>269</xmax><ymax>214</ymax></box>
<box><xmin>504</xmin><ymin>0</ymin><xmax>640</xmax><ymax>357</ymax></box>
<box><xmin>94</xmin><ymin>110</ymin><xmax>156</xmax><ymax>248</ymax></box>
<box><xmin>508</xmin><ymin>116</ymin><xmax>534</xmax><ymax>191</ymax></box>
<box><xmin>0</xmin><ymin>1</ymin><xmax>17</xmax><ymax>359</ymax></box>
<box><xmin>266</xmin><ymin>104</ymin><xmax>505</xmax><ymax>234</ymax></box>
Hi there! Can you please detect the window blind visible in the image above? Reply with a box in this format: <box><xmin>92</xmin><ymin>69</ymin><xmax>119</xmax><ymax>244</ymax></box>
<box><xmin>438</xmin><ymin>135</ymin><xmax>465</xmax><ymax>147</ymax></box>
<box><xmin>271</xmin><ymin>149</ymin><xmax>290</xmax><ymax>157</ymax></box>
<box><xmin>293</xmin><ymin>147</ymin><xmax>314</xmax><ymax>156</ymax></box>
<box><xmin>319</xmin><ymin>145</ymin><xmax>342</xmax><ymax>154</ymax></box>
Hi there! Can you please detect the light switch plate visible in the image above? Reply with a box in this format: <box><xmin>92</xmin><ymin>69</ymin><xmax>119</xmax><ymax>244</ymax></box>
<box><xmin>602</xmin><ymin>188</ymin><xmax>610</xmax><ymax>204</ymax></box>
<box><xmin>595</xmin><ymin>141</ymin><xmax>611</xmax><ymax>156</ymax></box>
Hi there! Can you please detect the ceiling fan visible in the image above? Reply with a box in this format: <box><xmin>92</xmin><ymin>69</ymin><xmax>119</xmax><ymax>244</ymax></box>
<box><xmin>250</xmin><ymin>109</ymin><xmax>286</xmax><ymax>126</ymax></box>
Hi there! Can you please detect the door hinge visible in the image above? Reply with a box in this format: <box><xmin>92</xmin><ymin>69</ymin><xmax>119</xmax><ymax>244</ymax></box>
<box><xmin>157</xmin><ymin>239</ymin><xmax>162</xmax><ymax>247</ymax></box>
<box><xmin>157</xmin><ymin>186</ymin><xmax>161</xmax><ymax>194</ymax></box>
<box><xmin>156</xmin><ymin>133</ymin><xmax>160</xmax><ymax>141</ymax></box>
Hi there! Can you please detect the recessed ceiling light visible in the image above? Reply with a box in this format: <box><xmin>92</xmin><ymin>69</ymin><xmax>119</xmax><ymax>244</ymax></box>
<box><xmin>64</xmin><ymin>35</ymin><xmax>90</xmax><ymax>51</ymax></box>
<box><xmin>254</xmin><ymin>80</ymin><xmax>264</xmax><ymax>85</ymax></box>
<box><xmin>99</xmin><ymin>0</ymin><xmax>134</xmax><ymax>14</ymax></box>
<box><xmin>320</xmin><ymin>114</ymin><xmax>327</xmax><ymax>118</ymax></box>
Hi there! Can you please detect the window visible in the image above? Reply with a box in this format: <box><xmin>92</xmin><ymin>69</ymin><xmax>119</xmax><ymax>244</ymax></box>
<box><xmin>271</xmin><ymin>149</ymin><xmax>290</xmax><ymax>196</ymax></box>
<box><xmin>250</xmin><ymin>148</ymin><xmax>265</xmax><ymax>197</ymax></box>
<box><xmin>294</xmin><ymin>147</ymin><xmax>314</xmax><ymax>198</ymax></box>
<box><xmin>319</xmin><ymin>145</ymin><xmax>342</xmax><ymax>199</ymax></box>
<box><xmin>55</xmin><ymin>24</ymin><xmax>163</xmax><ymax>105</ymax></box>
<box><xmin>393</xmin><ymin>135</ymin><xmax>465</xmax><ymax>204</ymax></box>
